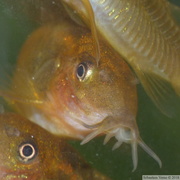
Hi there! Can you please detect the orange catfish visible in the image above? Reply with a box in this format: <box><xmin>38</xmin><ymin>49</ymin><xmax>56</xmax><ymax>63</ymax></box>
<box><xmin>3</xmin><ymin>20</ymin><xmax>161</xmax><ymax>171</ymax></box>
<box><xmin>0</xmin><ymin>111</ymin><xmax>110</xmax><ymax>180</ymax></box>
<box><xmin>62</xmin><ymin>0</ymin><xmax>180</xmax><ymax>118</ymax></box>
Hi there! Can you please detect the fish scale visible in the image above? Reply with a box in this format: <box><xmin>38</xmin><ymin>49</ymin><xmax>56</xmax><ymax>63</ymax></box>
<box><xmin>142</xmin><ymin>0</ymin><xmax>180</xmax><ymax>50</ymax></box>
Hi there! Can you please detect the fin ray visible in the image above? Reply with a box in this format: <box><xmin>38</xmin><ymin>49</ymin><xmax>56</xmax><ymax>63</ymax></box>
<box><xmin>134</xmin><ymin>68</ymin><xmax>180</xmax><ymax>118</ymax></box>
<box><xmin>81</xmin><ymin>0</ymin><xmax>100</xmax><ymax>65</ymax></box>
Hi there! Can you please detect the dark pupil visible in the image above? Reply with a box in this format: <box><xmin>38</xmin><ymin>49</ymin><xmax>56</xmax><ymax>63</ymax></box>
<box><xmin>77</xmin><ymin>65</ymin><xmax>84</xmax><ymax>78</ymax></box>
<box><xmin>22</xmin><ymin>145</ymin><xmax>33</xmax><ymax>157</ymax></box>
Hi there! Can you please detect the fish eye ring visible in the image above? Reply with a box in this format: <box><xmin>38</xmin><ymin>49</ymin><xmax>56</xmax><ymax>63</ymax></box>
<box><xmin>18</xmin><ymin>142</ymin><xmax>37</xmax><ymax>162</ymax></box>
<box><xmin>76</xmin><ymin>62</ymin><xmax>88</xmax><ymax>81</ymax></box>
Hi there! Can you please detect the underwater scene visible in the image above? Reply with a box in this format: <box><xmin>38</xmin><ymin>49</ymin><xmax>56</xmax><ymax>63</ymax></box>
<box><xmin>0</xmin><ymin>0</ymin><xmax>179</xmax><ymax>179</ymax></box>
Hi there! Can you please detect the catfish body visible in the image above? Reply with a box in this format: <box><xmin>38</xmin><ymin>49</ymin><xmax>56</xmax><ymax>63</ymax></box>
<box><xmin>4</xmin><ymin>20</ymin><xmax>161</xmax><ymax>171</ymax></box>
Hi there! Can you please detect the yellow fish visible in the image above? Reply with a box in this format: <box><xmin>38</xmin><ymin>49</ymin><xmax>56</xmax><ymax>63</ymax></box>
<box><xmin>61</xmin><ymin>0</ymin><xmax>180</xmax><ymax>117</ymax></box>
<box><xmin>0</xmin><ymin>111</ymin><xmax>110</xmax><ymax>180</ymax></box>
<box><xmin>2</xmin><ymin>19</ymin><xmax>161</xmax><ymax>171</ymax></box>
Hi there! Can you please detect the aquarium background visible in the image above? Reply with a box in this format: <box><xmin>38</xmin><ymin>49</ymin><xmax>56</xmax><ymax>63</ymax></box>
<box><xmin>0</xmin><ymin>1</ymin><xmax>179</xmax><ymax>179</ymax></box>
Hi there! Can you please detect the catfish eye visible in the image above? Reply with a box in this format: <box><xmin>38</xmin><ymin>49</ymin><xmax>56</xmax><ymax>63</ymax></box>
<box><xmin>76</xmin><ymin>63</ymin><xmax>88</xmax><ymax>81</ymax></box>
<box><xmin>19</xmin><ymin>142</ymin><xmax>37</xmax><ymax>162</ymax></box>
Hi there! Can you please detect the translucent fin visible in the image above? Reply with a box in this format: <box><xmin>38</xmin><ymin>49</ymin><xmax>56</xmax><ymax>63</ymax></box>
<box><xmin>0</xmin><ymin>60</ymin><xmax>14</xmax><ymax>89</ymax></box>
<box><xmin>0</xmin><ymin>90</ymin><xmax>44</xmax><ymax>105</ymax></box>
<box><xmin>0</xmin><ymin>62</ymin><xmax>44</xmax><ymax>106</ymax></box>
<box><xmin>81</xmin><ymin>0</ymin><xmax>100</xmax><ymax>65</ymax></box>
<box><xmin>62</xmin><ymin>3</ymin><xmax>87</xmax><ymax>27</ymax></box>
<box><xmin>134</xmin><ymin>69</ymin><xmax>180</xmax><ymax>118</ymax></box>
<box><xmin>170</xmin><ymin>3</ymin><xmax>180</xmax><ymax>25</ymax></box>
<box><xmin>3</xmin><ymin>0</ymin><xmax>70</xmax><ymax>25</ymax></box>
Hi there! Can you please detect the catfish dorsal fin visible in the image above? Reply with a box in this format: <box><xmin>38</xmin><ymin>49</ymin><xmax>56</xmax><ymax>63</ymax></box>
<box><xmin>81</xmin><ymin>0</ymin><xmax>100</xmax><ymax>66</ymax></box>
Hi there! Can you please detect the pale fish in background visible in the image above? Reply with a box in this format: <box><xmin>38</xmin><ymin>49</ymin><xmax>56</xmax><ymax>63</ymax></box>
<box><xmin>0</xmin><ymin>111</ymin><xmax>110</xmax><ymax>180</ymax></box>
<box><xmin>2</xmin><ymin>19</ymin><xmax>161</xmax><ymax>171</ymax></box>
<box><xmin>61</xmin><ymin>0</ymin><xmax>180</xmax><ymax>117</ymax></box>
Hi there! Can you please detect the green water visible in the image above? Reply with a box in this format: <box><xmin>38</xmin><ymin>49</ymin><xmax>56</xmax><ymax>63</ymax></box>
<box><xmin>0</xmin><ymin>1</ymin><xmax>179</xmax><ymax>180</ymax></box>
